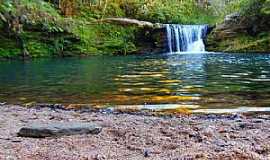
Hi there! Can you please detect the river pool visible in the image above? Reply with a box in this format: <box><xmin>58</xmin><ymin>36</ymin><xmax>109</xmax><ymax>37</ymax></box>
<box><xmin>1</xmin><ymin>53</ymin><xmax>270</xmax><ymax>113</ymax></box>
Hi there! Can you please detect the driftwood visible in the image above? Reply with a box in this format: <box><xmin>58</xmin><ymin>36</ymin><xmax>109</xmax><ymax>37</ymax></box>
<box><xmin>101</xmin><ymin>18</ymin><xmax>163</xmax><ymax>28</ymax></box>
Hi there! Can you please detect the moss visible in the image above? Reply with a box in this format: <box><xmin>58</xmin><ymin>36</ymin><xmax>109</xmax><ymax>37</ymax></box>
<box><xmin>71</xmin><ymin>23</ymin><xmax>138</xmax><ymax>55</ymax></box>
<box><xmin>26</xmin><ymin>41</ymin><xmax>52</xmax><ymax>57</ymax></box>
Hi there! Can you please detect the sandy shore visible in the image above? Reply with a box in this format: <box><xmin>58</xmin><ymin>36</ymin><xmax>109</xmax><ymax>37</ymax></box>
<box><xmin>0</xmin><ymin>104</ymin><xmax>270</xmax><ymax>160</ymax></box>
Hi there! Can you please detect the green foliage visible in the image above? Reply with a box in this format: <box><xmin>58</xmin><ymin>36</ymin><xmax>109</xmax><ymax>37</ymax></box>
<box><xmin>126</xmin><ymin>0</ymin><xmax>216</xmax><ymax>24</ymax></box>
<box><xmin>0</xmin><ymin>0</ymin><xmax>61</xmax><ymax>22</ymax></box>
<box><xmin>27</xmin><ymin>41</ymin><xmax>52</xmax><ymax>57</ymax></box>
<box><xmin>76</xmin><ymin>0</ymin><xmax>218</xmax><ymax>24</ymax></box>
<box><xmin>72</xmin><ymin>22</ymin><xmax>137</xmax><ymax>55</ymax></box>
<box><xmin>22</xmin><ymin>32</ymin><xmax>57</xmax><ymax>57</ymax></box>
<box><xmin>105</xmin><ymin>2</ymin><xmax>126</xmax><ymax>17</ymax></box>
<box><xmin>261</xmin><ymin>0</ymin><xmax>270</xmax><ymax>15</ymax></box>
<box><xmin>239</xmin><ymin>0</ymin><xmax>266</xmax><ymax>16</ymax></box>
<box><xmin>0</xmin><ymin>33</ymin><xmax>20</xmax><ymax>58</ymax></box>
<box><xmin>0</xmin><ymin>1</ymin><xmax>15</xmax><ymax>13</ymax></box>
<box><xmin>222</xmin><ymin>0</ymin><xmax>269</xmax><ymax>16</ymax></box>
<box><xmin>139</xmin><ymin>0</ymin><xmax>216</xmax><ymax>24</ymax></box>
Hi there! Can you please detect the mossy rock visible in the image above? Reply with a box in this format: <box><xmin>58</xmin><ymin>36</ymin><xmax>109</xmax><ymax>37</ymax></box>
<box><xmin>207</xmin><ymin>32</ymin><xmax>270</xmax><ymax>53</ymax></box>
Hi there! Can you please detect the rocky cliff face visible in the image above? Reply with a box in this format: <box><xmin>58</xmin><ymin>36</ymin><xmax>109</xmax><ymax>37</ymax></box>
<box><xmin>135</xmin><ymin>27</ymin><xmax>167</xmax><ymax>54</ymax></box>
<box><xmin>207</xmin><ymin>11</ymin><xmax>270</xmax><ymax>53</ymax></box>
<box><xmin>102</xmin><ymin>18</ymin><xmax>167</xmax><ymax>54</ymax></box>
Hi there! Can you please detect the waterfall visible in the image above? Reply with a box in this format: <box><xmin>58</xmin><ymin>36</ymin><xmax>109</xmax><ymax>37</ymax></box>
<box><xmin>165</xmin><ymin>24</ymin><xmax>208</xmax><ymax>53</ymax></box>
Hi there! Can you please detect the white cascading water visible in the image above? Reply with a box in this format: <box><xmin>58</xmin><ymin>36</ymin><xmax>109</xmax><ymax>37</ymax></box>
<box><xmin>165</xmin><ymin>24</ymin><xmax>208</xmax><ymax>53</ymax></box>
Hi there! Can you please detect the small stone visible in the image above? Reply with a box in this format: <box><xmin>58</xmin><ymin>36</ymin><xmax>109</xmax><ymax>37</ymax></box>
<box><xmin>238</xmin><ymin>123</ymin><xmax>247</xmax><ymax>129</ymax></box>
<box><xmin>218</xmin><ymin>127</ymin><xmax>227</xmax><ymax>133</ymax></box>
<box><xmin>252</xmin><ymin>119</ymin><xmax>263</xmax><ymax>123</ymax></box>
<box><xmin>0</xmin><ymin>102</ymin><xmax>6</xmax><ymax>106</ymax></box>
<box><xmin>17</xmin><ymin>122</ymin><xmax>102</xmax><ymax>138</ymax></box>
<box><xmin>143</xmin><ymin>149</ymin><xmax>150</xmax><ymax>157</ymax></box>
<box><xmin>93</xmin><ymin>154</ymin><xmax>106</xmax><ymax>160</ymax></box>
<box><xmin>49</xmin><ymin>116</ymin><xmax>55</xmax><ymax>120</ymax></box>
<box><xmin>11</xmin><ymin>140</ymin><xmax>22</xmax><ymax>143</ymax></box>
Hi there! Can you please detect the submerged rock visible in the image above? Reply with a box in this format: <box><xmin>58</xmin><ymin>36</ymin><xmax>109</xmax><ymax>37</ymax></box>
<box><xmin>17</xmin><ymin>122</ymin><xmax>102</xmax><ymax>138</ymax></box>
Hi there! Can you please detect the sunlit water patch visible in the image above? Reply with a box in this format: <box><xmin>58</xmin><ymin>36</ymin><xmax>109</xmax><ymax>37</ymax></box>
<box><xmin>1</xmin><ymin>53</ymin><xmax>270</xmax><ymax>113</ymax></box>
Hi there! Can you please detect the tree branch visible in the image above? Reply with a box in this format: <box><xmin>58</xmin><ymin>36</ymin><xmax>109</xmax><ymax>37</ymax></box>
<box><xmin>0</xmin><ymin>12</ymin><xmax>7</xmax><ymax>22</ymax></box>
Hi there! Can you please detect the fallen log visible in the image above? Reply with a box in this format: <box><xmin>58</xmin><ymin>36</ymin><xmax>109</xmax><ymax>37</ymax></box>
<box><xmin>101</xmin><ymin>18</ymin><xmax>163</xmax><ymax>28</ymax></box>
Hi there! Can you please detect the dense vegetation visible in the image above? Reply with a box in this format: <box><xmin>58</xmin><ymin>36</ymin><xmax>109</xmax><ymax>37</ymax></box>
<box><xmin>0</xmin><ymin>0</ymin><xmax>269</xmax><ymax>58</ymax></box>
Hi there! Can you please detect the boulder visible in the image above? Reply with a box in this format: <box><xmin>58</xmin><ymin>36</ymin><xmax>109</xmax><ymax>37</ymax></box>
<box><xmin>224</xmin><ymin>13</ymin><xmax>241</xmax><ymax>24</ymax></box>
<box><xmin>206</xmin><ymin>11</ymin><xmax>270</xmax><ymax>53</ymax></box>
<box><xmin>17</xmin><ymin>122</ymin><xmax>102</xmax><ymax>138</ymax></box>
<box><xmin>210</xmin><ymin>13</ymin><xmax>244</xmax><ymax>40</ymax></box>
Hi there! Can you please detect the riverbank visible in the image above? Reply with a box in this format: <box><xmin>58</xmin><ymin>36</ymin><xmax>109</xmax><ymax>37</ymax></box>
<box><xmin>0</xmin><ymin>104</ymin><xmax>270</xmax><ymax>159</ymax></box>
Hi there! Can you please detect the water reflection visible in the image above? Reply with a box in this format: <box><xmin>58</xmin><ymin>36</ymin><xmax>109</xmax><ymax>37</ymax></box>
<box><xmin>166</xmin><ymin>54</ymin><xmax>206</xmax><ymax>98</ymax></box>
<box><xmin>0</xmin><ymin>53</ymin><xmax>270</xmax><ymax>113</ymax></box>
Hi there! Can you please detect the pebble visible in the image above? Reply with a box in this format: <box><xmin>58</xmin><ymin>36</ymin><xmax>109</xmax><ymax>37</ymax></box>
<box><xmin>93</xmin><ymin>154</ymin><xmax>106</xmax><ymax>160</ymax></box>
<box><xmin>238</xmin><ymin>123</ymin><xmax>247</xmax><ymax>129</ymax></box>
<box><xmin>143</xmin><ymin>149</ymin><xmax>150</xmax><ymax>157</ymax></box>
<box><xmin>252</xmin><ymin>119</ymin><xmax>263</xmax><ymax>123</ymax></box>
<box><xmin>0</xmin><ymin>102</ymin><xmax>6</xmax><ymax>106</ymax></box>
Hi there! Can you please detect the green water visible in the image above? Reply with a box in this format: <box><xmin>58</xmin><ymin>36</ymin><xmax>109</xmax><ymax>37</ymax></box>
<box><xmin>1</xmin><ymin>53</ymin><xmax>270</xmax><ymax>113</ymax></box>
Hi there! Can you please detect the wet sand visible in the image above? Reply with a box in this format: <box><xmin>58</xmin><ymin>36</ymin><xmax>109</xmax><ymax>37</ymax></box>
<box><xmin>0</xmin><ymin>104</ymin><xmax>270</xmax><ymax>160</ymax></box>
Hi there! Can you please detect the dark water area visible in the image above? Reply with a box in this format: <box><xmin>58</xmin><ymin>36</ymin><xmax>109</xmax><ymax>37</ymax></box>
<box><xmin>1</xmin><ymin>53</ymin><xmax>270</xmax><ymax>113</ymax></box>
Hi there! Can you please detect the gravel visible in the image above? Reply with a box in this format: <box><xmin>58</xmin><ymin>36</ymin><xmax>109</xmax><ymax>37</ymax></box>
<box><xmin>0</xmin><ymin>105</ymin><xmax>270</xmax><ymax>160</ymax></box>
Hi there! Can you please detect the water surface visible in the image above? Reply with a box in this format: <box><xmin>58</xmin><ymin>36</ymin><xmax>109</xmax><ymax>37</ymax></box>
<box><xmin>1</xmin><ymin>53</ymin><xmax>270</xmax><ymax>113</ymax></box>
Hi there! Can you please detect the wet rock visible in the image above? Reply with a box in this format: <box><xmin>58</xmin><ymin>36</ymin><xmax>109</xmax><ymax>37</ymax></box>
<box><xmin>0</xmin><ymin>102</ymin><xmax>6</xmax><ymax>106</ymax></box>
<box><xmin>17</xmin><ymin>122</ymin><xmax>102</xmax><ymax>138</ymax></box>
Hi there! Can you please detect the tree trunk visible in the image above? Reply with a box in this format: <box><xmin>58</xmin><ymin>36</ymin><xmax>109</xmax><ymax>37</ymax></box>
<box><xmin>101</xmin><ymin>0</ymin><xmax>108</xmax><ymax>19</ymax></box>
